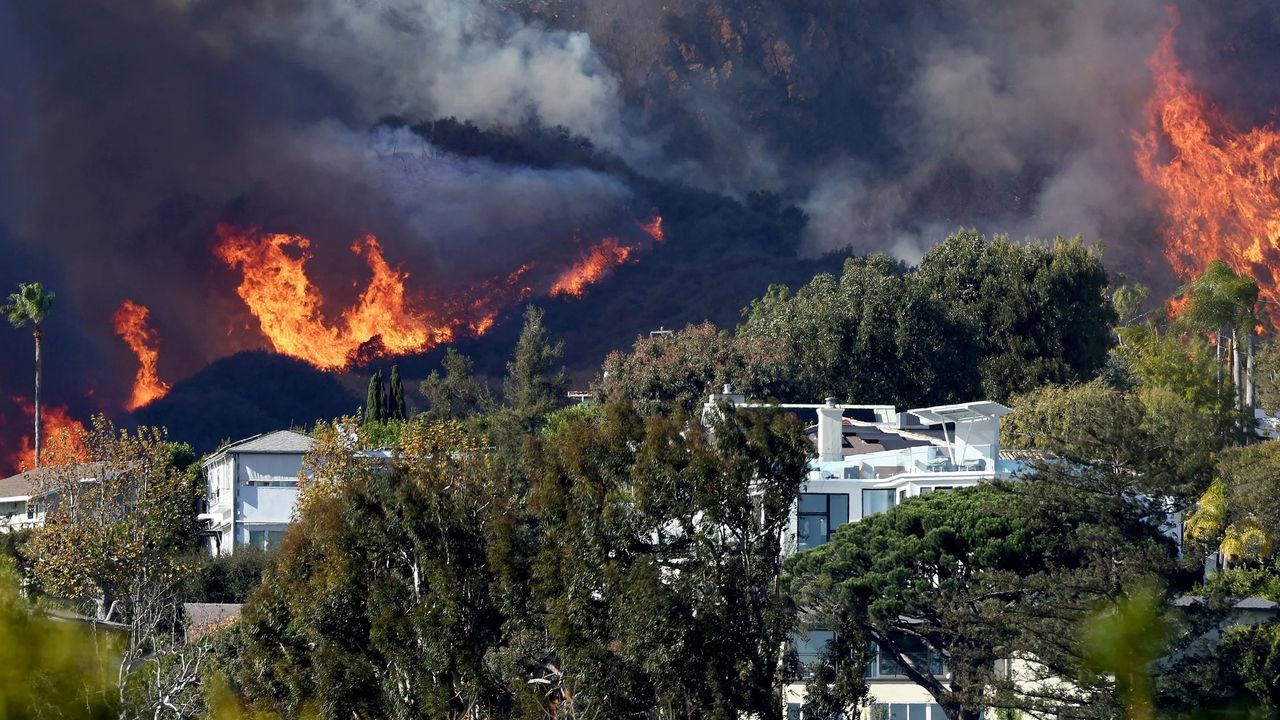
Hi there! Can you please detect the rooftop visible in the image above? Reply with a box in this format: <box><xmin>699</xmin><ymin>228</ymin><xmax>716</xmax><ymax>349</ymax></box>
<box><xmin>0</xmin><ymin>463</ymin><xmax>109</xmax><ymax>500</ymax></box>
<box><xmin>212</xmin><ymin>430</ymin><xmax>314</xmax><ymax>457</ymax></box>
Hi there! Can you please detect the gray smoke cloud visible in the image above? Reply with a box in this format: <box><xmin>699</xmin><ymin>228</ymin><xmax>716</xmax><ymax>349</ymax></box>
<box><xmin>801</xmin><ymin>0</ymin><xmax>1170</xmax><ymax>261</ymax></box>
<box><xmin>0</xmin><ymin>0</ymin><xmax>648</xmax><ymax>411</ymax></box>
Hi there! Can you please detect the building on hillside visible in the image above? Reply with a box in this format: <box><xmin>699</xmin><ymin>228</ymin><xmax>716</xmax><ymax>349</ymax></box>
<box><xmin>702</xmin><ymin>389</ymin><xmax>1022</xmax><ymax>720</ymax></box>
<box><xmin>0</xmin><ymin>464</ymin><xmax>108</xmax><ymax>533</ymax></box>
<box><xmin>199</xmin><ymin>430</ymin><xmax>313</xmax><ymax>555</ymax></box>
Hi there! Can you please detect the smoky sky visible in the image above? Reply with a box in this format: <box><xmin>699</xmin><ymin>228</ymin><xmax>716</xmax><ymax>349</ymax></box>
<box><xmin>1</xmin><ymin>0</ymin><xmax>1278</xmax><ymax>419</ymax></box>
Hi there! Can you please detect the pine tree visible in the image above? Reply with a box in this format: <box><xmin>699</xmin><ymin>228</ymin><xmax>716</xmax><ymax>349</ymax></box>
<box><xmin>503</xmin><ymin>306</ymin><xmax>566</xmax><ymax>435</ymax></box>
<box><xmin>365</xmin><ymin>370</ymin><xmax>385</xmax><ymax>425</ymax></box>
<box><xmin>389</xmin><ymin>366</ymin><xmax>407</xmax><ymax>421</ymax></box>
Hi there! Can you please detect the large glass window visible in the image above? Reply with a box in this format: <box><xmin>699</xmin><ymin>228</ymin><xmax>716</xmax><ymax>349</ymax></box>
<box><xmin>862</xmin><ymin>489</ymin><xmax>897</xmax><ymax>517</ymax></box>
<box><xmin>866</xmin><ymin>636</ymin><xmax>946</xmax><ymax>678</ymax></box>
<box><xmin>797</xmin><ymin>493</ymin><xmax>849</xmax><ymax>550</ymax></box>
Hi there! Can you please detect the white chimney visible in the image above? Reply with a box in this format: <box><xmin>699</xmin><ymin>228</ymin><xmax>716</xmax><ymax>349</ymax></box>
<box><xmin>816</xmin><ymin>397</ymin><xmax>845</xmax><ymax>463</ymax></box>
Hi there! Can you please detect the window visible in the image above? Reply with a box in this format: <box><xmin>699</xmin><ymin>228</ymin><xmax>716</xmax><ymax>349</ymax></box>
<box><xmin>866</xmin><ymin>636</ymin><xmax>946</xmax><ymax>678</ymax></box>
<box><xmin>797</xmin><ymin>493</ymin><xmax>849</xmax><ymax>550</ymax></box>
<box><xmin>787</xmin><ymin>704</ymin><xmax>847</xmax><ymax>720</ymax></box>
<box><xmin>792</xmin><ymin>629</ymin><xmax>836</xmax><ymax>674</ymax></box>
<box><xmin>862</xmin><ymin>489</ymin><xmax>896</xmax><ymax>517</ymax></box>
<box><xmin>247</xmin><ymin>529</ymin><xmax>286</xmax><ymax>550</ymax></box>
<box><xmin>918</xmin><ymin>486</ymin><xmax>953</xmax><ymax>496</ymax></box>
<box><xmin>870</xmin><ymin>705</ymin><xmax>945</xmax><ymax>720</ymax></box>
<box><xmin>246</xmin><ymin>479</ymin><xmax>297</xmax><ymax>487</ymax></box>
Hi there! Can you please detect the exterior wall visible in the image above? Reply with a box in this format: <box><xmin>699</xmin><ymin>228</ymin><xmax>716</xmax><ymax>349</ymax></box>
<box><xmin>235</xmin><ymin>454</ymin><xmax>301</xmax><ymax>525</ymax></box>
<box><xmin>0</xmin><ymin>498</ymin><xmax>39</xmax><ymax>533</ymax></box>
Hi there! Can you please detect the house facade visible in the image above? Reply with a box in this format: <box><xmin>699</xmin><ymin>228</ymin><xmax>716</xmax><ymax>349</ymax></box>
<box><xmin>0</xmin><ymin>470</ymin><xmax>40</xmax><ymax>532</ymax></box>
<box><xmin>783</xmin><ymin>398</ymin><xmax>1019</xmax><ymax>720</ymax></box>
<box><xmin>703</xmin><ymin>390</ymin><xmax>1021</xmax><ymax>720</ymax></box>
<box><xmin>199</xmin><ymin>430</ymin><xmax>313</xmax><ymax>555</ymax></box>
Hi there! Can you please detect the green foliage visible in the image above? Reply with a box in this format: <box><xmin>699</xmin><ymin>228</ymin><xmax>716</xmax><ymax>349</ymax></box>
<box><xmin>1116</xmin><ymin>325</ymin><xmax>1239</xmax><ymax>431</ymax></box>
<box><xmin>739</xmin><ymin>231</ymin><xmax>1115</xmax><ymax>407</ymax></box>
<box><xmin>364</xmin><ymin>370</ymin><xmax>385</xmax><ymax>425</ymax></box>
<box><xmin>420</xmin><ymin>348</ymin><xmax>493</xmax><ymax>422</ymax></box>
<box><xmin>527</xmin><ymin>400</ymin><xmax>812</xmax><ymax>717</ymax></box>
<box><xmin>1002</xmin><ymin>380</ymin><xmax>1222</xmax><ymax>508</ymax></box>
<box><xmin>1082</xmin><ymin>582</ymin><xmax>1170</xmax><ymax>720</ymax></box>
<box><xmin>0</xmin><ymin>559</ymin><xmax>117</xmax><ymax>719</ymax></box>
<box><xmin>1175</xmin><ymin>261</ymin><xmax>1260</xmax><ymax>335</ymax></box>
<box><xmin>387</xmin><ymin>365</ymin><xmax>407</xmax><ymax>421</ymax></box>
<box><xmin>179</xmin><ymin>546</ymin><xmax>277</xmax><ymax>604</ymax></box>
<box><xmin>597</xmin><ymin>321</ymin><xmax>787</xmax><ymax>415</ymax></box>
<box><xmin>2</xmin><ymin>281</ymin><xmax>55</xmax><ymax>329</ymax></box>
<box><xmin>1254</xmin><ymin>340</ymin><xmax>1280</xmax><ymax>414</ymax></box>
<box><xmin>228</xmin><ymin>419</ymin><xmax>526</xmax><ymax>719</ymax></box>
<box><xmin>1186</xmin><ymin>442</ymin><xmax>1280</xmax><ymax>565</ymax></box>
<box><xmin>1201</xmin><ymin>566</ymin><xmax>1280</xmax><ymax>603</ymax></box>
<box><xmin>30</xmin><ymin>417</ymin><xmax>200</xmax><ymax>621</ymax></box>
<box><xmin>502</xmin><ymin>306</ymin><xmax>567</xmax><ymax>434</ymax></box>
<box><xmin>1219</xmin><ymin>621</ymin><xmax>1280</xmax><ymax>709</ymax></box>
<box><xmin>785</xmin><ymin>480</ymin><xmax>1176</xmax><ymax>720</ymax></box>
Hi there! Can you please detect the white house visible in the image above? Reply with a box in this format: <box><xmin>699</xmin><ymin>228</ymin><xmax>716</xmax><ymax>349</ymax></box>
<box><xmin>199</xmin><ymin>430</ymin><xmax>313</xmax><ymax>555</ymax></box>
<box><xmin>0</xmin><ymin>470</ymin><xmax>41</xmax><ymax>532</ymax></box>
<box><xmin>702</xmin><ymin>390</ymin><xmax>1021</xmax><ymax>720</ymax></box>
<box><xmin>0</xmin><ymin>464</ymin><xmax>107</xmax><ymax>533</ymax></box>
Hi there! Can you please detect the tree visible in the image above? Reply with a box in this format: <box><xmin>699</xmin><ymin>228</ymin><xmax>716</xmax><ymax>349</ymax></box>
<box><xmin>26</xmin><ymin>417</ymin><xmax>199</xmax><ymax>714</ymax></box>
<box><xmin>3</xmin><ymin>282</ymin><xmax>55</xmax><ymax>468</ymax></box>
<box><xmin>225</xmin><ymin>417</ymin><xmax>528</xmax><ymax>719</ymax></box>
<box><xmin>527</xmin><ymin>399</ymin><xmax>812</xmax><ymax>718</ymax></box>
<box><xmin>738</xmin><ymin>231</ymin><xmax>1115</xmax><ymax>408</ymax></box>
<box><xmin>502</xmin><ymin>306</ymin><xmax>566</xmax><ymax>435</ymax></box>
<box><xmin>785</xmin><ymin>481</ymin><xmax>1177</xmax><ymax>720</ymax></box>
<box><xmin>364</xmin><ymin>370</ymin><xmax>384</xmax><ymax>425</ymax></box>
<box><xmin>1185</xmin><ymin>441</ymin><xmax>1280</xmax><ymax>566</ymax></box>
<box><xmin>1175</xmin><ymin>261</ymin><xmax>1261</xmax><ymax>412</ymax></box>
<box><xmin>596</xmin><ymin>321</ymin><xmax>786</xmax><ymax>415</ymax></box>
<box><xmin>912</xmin><ymin>231</ymin><xmax>1115</xmax><ymax>401</ymax></box>
<box><xmin>420</xmin><ymin>348</ymin><xmax>492</xmax><ymax>422</ymax></box>
<box><xmin>1002</xmin><ymin>380</ymin><xmax>1222</xmax><ymax>510</ymax></box>
<box><xmin>388</xmin><ymin>365</ymin><xmax>407</xmax><ymax>421</ymax></box>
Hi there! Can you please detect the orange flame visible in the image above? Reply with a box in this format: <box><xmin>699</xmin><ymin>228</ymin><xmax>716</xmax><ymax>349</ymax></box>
<box><xmin>639</xmin><ymin>215</ymin><xmax>666</xmax><ymax>243</ymax></box>
<box><xmin>113</xmin><ymin>300</ymin><xmax>171</xmax><ymax>411</ymax></box>
<box><xmin>550</xmin><ymin>238</ymin><xmax>635</xmax><ymax>298</ymax></box>
<box><xmin>214</xmin><ymin>225</ymin><xmax>537</xmax><ymax>370</ymax></box>
<box><xmin>3</xmin><ymin>398</ymin><xmax>88</xmax><ymax>475</ymax></box>
<box><xmin>1135</xmin><ymin>10</ymin><xmax>1280</xmax><ymax>310</ymax></box>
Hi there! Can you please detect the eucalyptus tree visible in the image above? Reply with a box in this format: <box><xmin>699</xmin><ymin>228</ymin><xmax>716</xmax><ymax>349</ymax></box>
<box><xmin>2</xmin><ymin>282</ymin><xmax>55</xmax><ymax>467</ymax></box>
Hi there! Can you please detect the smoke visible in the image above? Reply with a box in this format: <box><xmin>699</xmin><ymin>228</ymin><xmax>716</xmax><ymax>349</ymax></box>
<box><xmin>5</xmin><ymin>0</ymin><xmax>1280</xmax><ymax>430</ymax></box>
<box><xmin>0</xmin><ymin>0</ymin><xmax>651</xmax><ymax>409</ymax></box>
<box><xmin>802</xmin><ymin>0</ymin><xmax>1169</xmax><ymax>260</ymax></box>
<box><xmin>178</xmin><ymin>0</ymin><xmax>649</xmax><ymax>162</ymax></box>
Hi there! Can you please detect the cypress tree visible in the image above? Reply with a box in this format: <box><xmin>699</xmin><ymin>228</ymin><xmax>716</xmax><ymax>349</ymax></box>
<box><xmin>365</xmin><ymin>370</ymin><xmax>384</xmax><ymax>425</ymax></box>
<box><xmin>389</xmin><ymin>366</ymin><xmax>407</xmax><ymax>421</ymax></box>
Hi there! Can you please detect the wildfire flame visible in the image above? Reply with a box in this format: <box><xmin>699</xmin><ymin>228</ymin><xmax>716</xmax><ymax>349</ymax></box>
<box><xmin>2</xmin><ymin>397</ymin><xmax>88</xmax><ymax>475</ymax></box>
<box><xmin>214</xmin><ymin>225</ymin><xmax>533</xmax><ymax>370</ymax></box>
<box><xmin>1136</xmin><ymin>10</ymin><xmax>1280</xmax><ymax>309</ymax></box>
<box><xmin>639</xmin><ymin>215</ymin><xmax>666</xmax><ymax>244</ymax></box>
<box><xmin>113</xmin><ymin>300</ymin><xmax>171</xmax><ymax>411</ymax></box>
<box><xmin>550</xmin><ymin>238</ymin><xmax>635</xmax><ymax>298</ymax></box>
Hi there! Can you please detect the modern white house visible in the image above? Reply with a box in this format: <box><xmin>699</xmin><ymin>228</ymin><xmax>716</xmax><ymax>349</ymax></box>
<box><xmin>199</xmin><ymin>430</ymin><xmax>313</xmax><ymax>555</ymax></box>
<box><xmin>702</xmin><ymin>389</ymin><xmax>1022</xmax><ymax>720</ymax></box>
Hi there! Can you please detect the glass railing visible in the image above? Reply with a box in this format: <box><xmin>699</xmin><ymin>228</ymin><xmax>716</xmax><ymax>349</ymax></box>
<box><xmin>836</xmin><ymin>444</ymin><xmax>997</xmax><ymax>480</ymax></box>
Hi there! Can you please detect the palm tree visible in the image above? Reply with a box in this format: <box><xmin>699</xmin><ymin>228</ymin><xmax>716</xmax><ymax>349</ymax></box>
<box><xmin>3</xmin><ymin>283</ymin><xmax>55</xmax><ymax>468</ymax></box>
<box><xmin>1176</xmin><ymin>261</ymin><xmax>1260</xmax><ymax>414</ymax></box>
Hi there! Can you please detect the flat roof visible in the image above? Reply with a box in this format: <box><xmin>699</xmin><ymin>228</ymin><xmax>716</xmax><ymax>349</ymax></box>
<box><xmin>908</xmin><ymin>401</ymin><xmax>1013</xmax><ymax>425</ymax></box>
